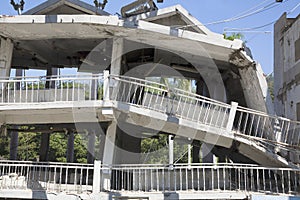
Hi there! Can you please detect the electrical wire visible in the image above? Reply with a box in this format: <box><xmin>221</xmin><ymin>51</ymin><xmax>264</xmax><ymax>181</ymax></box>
<box><xmin>174</xmin><ymin>0</ymin><xmax>286</xmax><ymax>29</ymax></box>
<box><xmin>223</xmin><ymin>1</ymin><xmax>299</xmax><ymax>32</ymax></box>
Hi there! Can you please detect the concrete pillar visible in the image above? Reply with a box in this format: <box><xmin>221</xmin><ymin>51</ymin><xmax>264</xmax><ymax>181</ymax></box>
<box><xmin>0</xmin><ymin>37</ymin><xmax>13</xmax><ymax>78</ymax></box>
<box><xmin>192</xmin><ymin>140</ymin><xmax>200</xmax><ymax>163</ymax></box>
<box><xmin>46</xmin><ymin>68</ymin><xmax>58</xmax><ymax>89</ymax></box>
<box><xmin>168</xmin><ymin>135</ymin><xmax>174</xmax><ymax>165</ymax></box>
<box><xmin>10</xmin><ymin>131</ymin><xmax>18</xmax><ymax>160</ymax></box>
<box><xmin>15</xmin><ymin>69</ymin><xmax>22</xmax><ymax>90</ymax></box>
<box><xmin>87</xmin><ymin>130</ymin><xmax>96</xmax><ymax>164</ymax></box>
<box><xmin>39</xmin><ymin>133</ymin><xmax>50</xmax><ymax>162</ymax></box>
<box><xmin>110</xmin><ymin>38</ymin><xmax>123</xmax><ymax>76</ymax></box>
<box><xmin>201</xmin><ymin>143</ymin><xmax>214</xmax><ymax>163</ymax></box>
<box><xmin>102</xmin><ymin>121</ymin><xmax>117</xmax><ymax>165</ymax></box>
<box><xmin>66</xmin><ymin>130</ymin><xmax>75</xmax><ymax>163</ymax></box>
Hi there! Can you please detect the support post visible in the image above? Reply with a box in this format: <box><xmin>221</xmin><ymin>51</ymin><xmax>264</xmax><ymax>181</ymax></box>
<box><xmin>87</xmin><ymin>130</ymin><xmax>96</xmax><ymax>164</ymax></box>
<box><xmin>226</xmin><ymin>102</ymin><xmax>238</xmax><ymax>133</ymax></box>
<box><xmin>39</xmin><ymin>133</ymin><xmax>50</xmax><ymax>161</ymax></box>
<box><xmin>168</xmin><ymin>135</ymin><xmax>174</xmax><ymax>166</ymax></box>
<box><xmin>0</xmin><ymin>37</ymin><xmax>13</xmax><ymax>78</ymax></box>
<box><xmin>102</xmin><ymin>121</ymin><xmax>117</xmax><ymax>191</ymax></box>
<box><xmin>103</xmin><ymin>70</ymin><xmax>110</xmax><ymax>101</ymax></box>
<box><xmin>66</xmin><ymin>130</ymin><xmax>75</xmax><ymax>163</ymax></box>
<box><xmin>110</xmin><ymin>38</ymin><xmax>123</xmax><ymax>76</ymax></box>
<box><xmin>192</xmin><ymin>140</ymin><xmax>200</xmax><ymax>163</ymax></box>
<box><xmin>188</xmin><ymin>143</ymin><xmax>192</xmax><ymax>167</ymax></box>
<box><xmin>9</xmin><ymin>130</ymin><xmax>18</xmax><ymax>160</ymax></box>
<box><xmin>92</xmin><ymin>160</ymin><xmax>101</xmax><ymax>193</ymax></box>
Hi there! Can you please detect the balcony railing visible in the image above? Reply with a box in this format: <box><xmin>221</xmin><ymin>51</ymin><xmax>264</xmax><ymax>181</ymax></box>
<box><xmin>0</xmin><ymin>161</ymin><xmax>299</xmax><ymax>196</ymax></box>
<box><xmin>0</xmin><ymin>160</ymin><xmax>93</xmax><ymax>193</ymax></box>
<box><xmin>0</xmin><ymin>72</ymin><xmax>299</xmax><ymax>161</ymax></box>
<box><xmin>104</xmin><ymin>163</ymin><xmax>300</xmax><ymax>195</ymax></box>
<box><xmin>0</xmin><ymin>74</ymin><xmax>103</xmax><ymax>103</ymax></box>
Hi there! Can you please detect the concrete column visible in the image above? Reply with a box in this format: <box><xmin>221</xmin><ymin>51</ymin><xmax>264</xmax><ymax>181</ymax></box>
<box><xmin>192</xmin><ymin>140</ymin><xmax>200</xmax><ymax>163</ymax></box>
<box><xmin>39</xmin><ymin>133</ymin><xmax>50</xmax><ymax>162</ymax></box>
<box><xmin>201</xmin><ymin>143</ymin><xmax>214</xmax><ymax>163</ymax></box>
<box><xmin>102</xmin><ymin>121</ymin><xmax>117</xmax><ymax>165</ymax></box>
<box><xmin>66</xmin><ymin>130</ymin><xmax>75</xmax><ymax>163</ymax></box>
<box><xmin>46</xmin><ymin>68</ymin><xmax>58</xmax><ymax>89</ymax></box>
<box><xmin>10</xmin><ymin>131</ymin><xmax>18</xmax><ymax>160</ymax></box>
<box><xmin>87</xmin><ymin>130</ymin><xmax>96</xmax><ymax>164</ymax></box>
<box><xmin>110</xmin><ymin>38</ymin><xmax>123</xmax><ymax>76</ymax></box>
<box><xmin>15</xmin><ymin>69</ymin><xmax>22</xmax><ymax>90</ymax></box>
<box><xmin>168</xmin><ymin>135</ymin><xmax>174</xmax><ymax>165</ymax></box>
<box><xmin>0</xmin><ymin>37</ymin><xmax>13</xmax><ymax>78</ymax></box>
<box><xmin>115</xmin><ymin>128</ymin><xmax>141</xmax><ymax>164</ymax></box>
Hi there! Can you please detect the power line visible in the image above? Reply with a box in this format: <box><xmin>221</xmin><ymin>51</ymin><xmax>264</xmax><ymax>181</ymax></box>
<box><xmin>223</xmin><ymin>1</ymin><xmax>299</xmax><ymax>32</ymax></box>
<box><xmin>174</xmin><ymin>0</ymin><xmax>286</xmax><ymax>29</ymax></box>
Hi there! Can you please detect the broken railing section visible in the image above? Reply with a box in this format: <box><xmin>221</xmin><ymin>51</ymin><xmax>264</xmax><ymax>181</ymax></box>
<box><xmin>109</xmin><ymin>75</ymin><xmax>232</xmax><ymax>130</ymax></box>
<box><xmin>108</xmin><ymin>74</ymin><xmax>300</xmax><ymax>152</ymax></box>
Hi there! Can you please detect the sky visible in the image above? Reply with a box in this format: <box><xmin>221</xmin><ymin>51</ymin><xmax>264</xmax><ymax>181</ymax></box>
<box><xmin>0</xmin><ymin>0</ymin><xmax>299</xmax><ymax>75</ymax></box>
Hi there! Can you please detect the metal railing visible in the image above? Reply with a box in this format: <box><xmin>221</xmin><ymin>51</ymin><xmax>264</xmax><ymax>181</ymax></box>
<box><xmin>0</xmin><ymin>73</ymin><xmax>299</xmax><ymax>157</ymax></box>
<box><xmin>0</xmin><ymin>160</ymin><xmax>94</xmax><ymax>193</ymax></box>
<box><xmin>235</xmin><ymin>106</ymin><xmax>300</xmax><ymax>148</ymax></box>
<box><xmin>0</xmin><ymin>74</ymin><xmax>104</xmax><ymax>103</ymax></box>
<box><xmin>110</xmin><ymin>75</ymin><xmax>231</xmax><ymax>129</ymax></box>
<box><xmin>102</xmin><ymin>163</ymin><xmax>300</xmax><ymax>195</ymax></box>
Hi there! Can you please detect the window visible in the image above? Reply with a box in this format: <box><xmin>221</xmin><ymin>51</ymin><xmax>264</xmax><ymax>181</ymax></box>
<box><xmin>295</xmin><ymin>38</ymin><xmax>300</xmax><ymax>62</ymax></box>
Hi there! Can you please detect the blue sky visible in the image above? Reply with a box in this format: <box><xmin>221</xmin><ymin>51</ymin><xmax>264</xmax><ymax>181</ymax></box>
<box><xmin>0</xmin><ymin>0</ymin><xmax>299</xmax><ymax>74</ymax></box>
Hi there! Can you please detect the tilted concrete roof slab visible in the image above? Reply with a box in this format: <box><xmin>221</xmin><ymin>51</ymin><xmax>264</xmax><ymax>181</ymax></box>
<box><xmin>0</xmin><ymin>14</ymin><xmax>243</xmax><ymax>64</ymax></box>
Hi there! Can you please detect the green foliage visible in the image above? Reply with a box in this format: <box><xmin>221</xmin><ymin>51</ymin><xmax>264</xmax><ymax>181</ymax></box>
<box><xmin>223</xmin><ymin>33</ymin><xmax>244</xmax><ymax>41</ymax></box>
<box><xmin>17</xmin><ymin>132</ymin><xmax>41</xmax><ymax>161</ymax></box>
<box><xmin>141</xmin><ymin>134</ymin><xmax>189</xmax><ymax>164</ymax></box>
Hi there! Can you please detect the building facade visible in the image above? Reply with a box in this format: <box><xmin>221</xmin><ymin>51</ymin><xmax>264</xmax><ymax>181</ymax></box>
<box><xmin>274</xmin><ymin>13</ymin><xmax>300</xmax><ymax>120</ymax></box>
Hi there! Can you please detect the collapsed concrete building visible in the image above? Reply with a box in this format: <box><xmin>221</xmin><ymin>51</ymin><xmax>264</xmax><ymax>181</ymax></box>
<box><xmin>0</xmin><ymin>0</ymin><xmax>299</xmax><ymax>199</ymax></box>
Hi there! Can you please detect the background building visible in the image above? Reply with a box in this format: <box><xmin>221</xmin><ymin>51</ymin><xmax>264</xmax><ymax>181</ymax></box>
<box><xmin>274</xmin><ymin>13</ymin><xmax>300</xmax><ymax>120</ymax></box>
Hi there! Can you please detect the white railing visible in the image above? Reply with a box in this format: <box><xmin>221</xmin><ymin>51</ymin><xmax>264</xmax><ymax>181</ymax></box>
<box><xmin>0</xmin><ymin>73</ymin><xmax>299</xmax><ymax>158</ymax></box>
<box><xmin>1</xmin><ymin>160</ymin><xmax>299</xmax><ymax>196</ymax></box>
<box><xmin>0</xmin><ymin>160</ymin><xmax>94</xmax><ymax>193</ymax></box>
<box><xmin>101</xmin><ymin>163</ymin><xmax>300</xmax><ymax>195</ymax></box>
<box><xmin>235</xmin><ymin>106</ymin><xmax>300</xmax><ymax>148</ymax></box>
<box><xmin>110</xmin><ymin>75</ymin><xmax>231</xmax><ymax>129</ymax></box>
<box><xmin>0</xmin><ymin>74</ymin><xmax>104</xmax><ymax>103</ymax></box>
